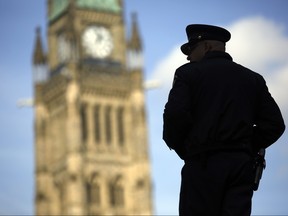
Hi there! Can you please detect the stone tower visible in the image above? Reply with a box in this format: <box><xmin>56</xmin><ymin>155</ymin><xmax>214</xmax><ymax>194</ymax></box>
<box><xmin>32</xmin><ymin>0</ymin><xmax>153</xmax><ymax>215</ymax></box>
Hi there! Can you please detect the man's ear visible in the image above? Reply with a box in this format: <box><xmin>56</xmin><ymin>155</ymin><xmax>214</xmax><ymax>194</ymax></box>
<box><xmin>204</xmin><ymin>41</ymin><xmax>212</xmax><ymax>52</ymax></box>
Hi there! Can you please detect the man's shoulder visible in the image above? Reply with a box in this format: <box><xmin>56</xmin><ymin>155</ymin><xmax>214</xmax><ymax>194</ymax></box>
<box><xmin>176</xmin><ymin>62</ymin><xmax>199</xmax><ymax>75</ymax></box>
<box><xmin>233</xmin><ymin>61</ymin><xmax>264</xmax><ymax>79</ymax></box>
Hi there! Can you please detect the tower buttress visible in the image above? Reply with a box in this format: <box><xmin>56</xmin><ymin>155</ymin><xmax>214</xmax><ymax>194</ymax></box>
<box><xmin>33</xmin><ymin>26</ymin><xmax>51</xmax><ymax>214</ymax></box>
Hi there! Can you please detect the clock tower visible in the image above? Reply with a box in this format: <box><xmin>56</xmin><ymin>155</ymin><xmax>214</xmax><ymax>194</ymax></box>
<box><xmin>32</xmin><ymin>0</ymin><xmax>153</xmax><ymax>215</ymax></box>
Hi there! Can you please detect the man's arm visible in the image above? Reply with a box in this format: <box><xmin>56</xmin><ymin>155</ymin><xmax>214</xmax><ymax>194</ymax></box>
<box><xmin>252</xmin><ymin>78</ymin><xmax>285</xmax><ymax>151</ymax></box>
<box><xmin>163</xmin><ymin>67</ymin><xmax>193</xmax><ymax>157</ymax></box>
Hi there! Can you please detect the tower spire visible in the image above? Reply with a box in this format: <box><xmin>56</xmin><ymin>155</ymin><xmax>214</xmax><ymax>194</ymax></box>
<box><xmin>129</xmin><ymin>13</ymin><xmax>142</xmax><ymax>51</ymax></box>
<box><xmin>127</xmin><ymin>13</ymin><xmax>143</xmax><ymax>70</ymax></box>
<box><xmin>33</xmin><ymin>27</ymin><xmax>46</xmax><ymax>65</ymax></box>
<box><xmin>33</xmin><ymin>27</ymin><xmax>48</xmax><ymax>84</ymax></box>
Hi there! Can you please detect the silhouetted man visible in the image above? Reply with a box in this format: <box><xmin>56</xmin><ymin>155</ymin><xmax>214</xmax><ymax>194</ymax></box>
<box><xmin>163</xmin><ymin>24</ymin><xmax>285</xmax><ymax>216</ymax></box>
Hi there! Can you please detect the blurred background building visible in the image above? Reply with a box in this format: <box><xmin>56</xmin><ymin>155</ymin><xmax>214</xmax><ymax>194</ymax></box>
<box><xmin>32</xmin><ymin>0</ymin><xmax>153</xmax><ymax>215</ymax></box>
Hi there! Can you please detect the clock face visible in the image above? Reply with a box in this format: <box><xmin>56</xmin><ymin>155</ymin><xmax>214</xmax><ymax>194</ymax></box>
<box><xmin>82</xmin><ymin>26</ymin><xmax>114</xmax><ymax>59</ymax></box>
<box><xmin>57</xmin><ymin>34</ymin><xmax>71</xmax><ymax>62</ymax></box>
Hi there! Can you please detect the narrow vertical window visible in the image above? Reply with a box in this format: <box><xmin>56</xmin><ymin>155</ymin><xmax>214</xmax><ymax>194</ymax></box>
<box><xmin>40</xmin><ymin>119</ymin><xmax>46</xmax><ymax>138</ymax></box>
<box><xmin>80</xmin><ymin>103</ymin><xmax>87</xmax><ymax>142</ymax></box>
<box><xmin>94</xmin><ymin>105</ymin><xmax>101</xmax><ymax>143</ymax></box>
<box><xmin>141</xmin><ymin>106</ymin><xmax>146</xmax><ymax>125</ymax></box>
<box><xmin>105</xmin><ymin>106</ymin><xmax>112</xmax><ymax>144</ymax></box>
<box><xmin>117</xmin><ymin>106</ymin><xmax>125</xmax><ymax>146</ymax></box>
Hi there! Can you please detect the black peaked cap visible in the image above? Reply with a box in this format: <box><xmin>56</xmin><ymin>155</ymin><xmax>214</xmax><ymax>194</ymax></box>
<box><xmin>181</xmin><ymin>24</ymin><xmax>231</xmax><ymax>55</ymax></box>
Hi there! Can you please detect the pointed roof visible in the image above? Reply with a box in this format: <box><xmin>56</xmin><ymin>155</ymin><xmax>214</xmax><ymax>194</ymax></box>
<box><xmin>48</xmin><ymin>0</ymin><xmax>122</xmax><ymax>22</ymax></box>
<box><xmin>129</xmin><ymin>13</ymin><xmax>142</xmax><ymax>51</ymax></box>
<box><xmin>33</xmin><ymin>27</ymin><xmax>46</xmax><ymax>65</ymax></box>
<box><xmin>76</xmin><ymin>0</ymin><xmax>122</xmax><ymax>13</ymax></box>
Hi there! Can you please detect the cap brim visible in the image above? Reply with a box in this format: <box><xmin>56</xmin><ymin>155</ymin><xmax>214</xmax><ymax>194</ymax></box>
<box><xmin>181</xmin><ymin>42</ymin><xmax>190</xmax><ymax>55</ymax></box>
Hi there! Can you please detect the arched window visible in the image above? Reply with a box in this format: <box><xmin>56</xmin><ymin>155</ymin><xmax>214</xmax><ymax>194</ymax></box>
<box><xmin>35</xmin><ymin>192</ymin><xmax>47</xmax><ymax>214</ymax></box>
<box><xmin>36</xmin><ymin>191</ymin><xmax>46</xmax><ymax>203</ymax></box>
<box><xmin>86</xmin><ymin>182</ymin><xmax>101</xmax><ymax>206</ymax></box>
<box><xmin>135</xmin><ymin>178</ymin><xmax>149</xmax><ymax>209</ymax></box>
<box><xmin>109</xmin><ymin>176</ymin><xmax>124</xmax><ymax>207</ymax></box>
<box><xmin>86</xmin><ymin>173</ymin><xmax>101</xmax><ymax>207</ymax></box>
<box><xmin>92</xmin><ymin>183</ymin><xmax>101</xmax><ymax>205</ymax></box>
<box><xmin>54</xmin><ymin>182</ymin><xmax>65</xmax><ymax>213</ymax></box>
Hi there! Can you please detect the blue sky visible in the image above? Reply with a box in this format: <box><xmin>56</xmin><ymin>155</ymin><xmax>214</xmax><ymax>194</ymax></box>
<box><xmin>0</xmin><ymin>0</ymin><xmax>288</xmax><ymax>215</ymax></box>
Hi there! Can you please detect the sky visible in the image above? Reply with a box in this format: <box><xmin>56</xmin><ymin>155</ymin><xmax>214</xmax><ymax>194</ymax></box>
<box><xmin>0</xmin><ymin>0</ymin><xmax>288</xmax><ymax>215</ymax></box>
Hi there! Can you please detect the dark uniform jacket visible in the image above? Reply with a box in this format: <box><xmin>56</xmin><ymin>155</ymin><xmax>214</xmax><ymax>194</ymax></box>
<box><xmin>163</xmin><ymin>51</ymin><xmax>285</xmax><ymax>160</ymax></box>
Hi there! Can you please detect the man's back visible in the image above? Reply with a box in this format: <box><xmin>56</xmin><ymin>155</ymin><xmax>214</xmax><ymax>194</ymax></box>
<box><xmin>164</xmin><ymin>51</ymin><xmax>285</xmax><ymax>158</ymax></box>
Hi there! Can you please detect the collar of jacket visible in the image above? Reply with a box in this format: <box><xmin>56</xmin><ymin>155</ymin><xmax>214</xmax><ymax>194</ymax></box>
<box><xmin>203</xmin><ymin>51</ymin><xmax>233</xmax><ymax>61</ymax></box>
